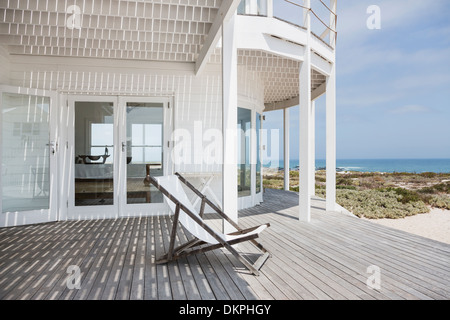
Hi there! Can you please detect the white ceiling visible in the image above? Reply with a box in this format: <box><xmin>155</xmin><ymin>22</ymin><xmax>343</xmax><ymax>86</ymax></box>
<box><xmin>0</xmin><ymin>0</ymin><xmax>327</xmax><ymax>107</ymax></box>
<box><xmin>0</xmin><ymin>0</ymin><xmax>221</xmax><ymax>61</ymax></box>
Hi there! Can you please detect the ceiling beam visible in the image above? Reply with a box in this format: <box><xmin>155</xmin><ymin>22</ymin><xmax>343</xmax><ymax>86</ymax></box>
<box><xmin>194</xmin><ymin>0</ymin><xmax>241</xmax><ymax>75</ymax></box>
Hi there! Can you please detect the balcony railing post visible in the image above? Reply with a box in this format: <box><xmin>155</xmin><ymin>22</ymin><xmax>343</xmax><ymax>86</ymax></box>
<box><xmin>330</xmin><ymin>0</ymin><xmax>337</xmax><ymax>47</ymax></box>
<box><xmin>267</xmin><ymin>0</ymin><xmax>273</xmax><ymax>18</ymax></box>
<box><xmin>303</xmin><ymin>0</ymin><xmax>311</xmax><ymax>30</ymax></box>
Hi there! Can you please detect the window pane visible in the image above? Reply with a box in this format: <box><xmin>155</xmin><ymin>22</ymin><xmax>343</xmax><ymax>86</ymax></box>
<box><xmin>74</xmin><ymin>101</ymin><xmax>114</xmax><ymax>206</ymax></box>
<box><xmin>145</xmin><ymin>124</ymin><xmax>162</xmax><ymax>146</ymax></box>
<box><xmin>2</xmin><ymin>93</ymin><xmax>50</xmax><ymax>213</ymax></box>
<box><xmin>91</xmin><ymin>123</ymin><xmax>113</xmax><ymax>146</ymax></box>
<box><xmin>132</xmin><ymin>124</ymin><xmax>144</xmax><ymax>146</ymax></box>
<box><xmin>237</xmin><ymin>108</ymin><xmax>252</xmax><ymax>198</ymax></box>
<box><xmin>256</xmin><ymin>113</ymin><xmax>262</xmax><ymax>194</ymax></box>
<box><xmin>237</xmin><ymin>0</ymin><xmax>246</xmax><ymax>14</ymax></box>
<box><xmin>126</xmin><ymin>103</ymin><xmax>164</xmax><ymax>204</ymax></box>
<box><xmin>257</xmin><ymin>0</ymin><xmax>268</xmax><ymax>16</ymax></box>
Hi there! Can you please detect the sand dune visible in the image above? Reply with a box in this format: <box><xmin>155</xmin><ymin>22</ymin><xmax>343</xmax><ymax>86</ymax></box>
<box><xmin>368</xmin><ymin>207</ymin><xmax>450</xmax><ymax>245</ymax></box>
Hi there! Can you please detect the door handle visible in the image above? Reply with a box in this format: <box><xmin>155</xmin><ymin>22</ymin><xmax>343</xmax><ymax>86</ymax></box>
<box><xmin>122</xmin><ymin>142</ymin><xmax>126</xmax><ymax>152</ymax></box>
<box><xmin>47</xmin><ymin>141</ymin><xmax>57</xmax><ymax>155</ymax></box>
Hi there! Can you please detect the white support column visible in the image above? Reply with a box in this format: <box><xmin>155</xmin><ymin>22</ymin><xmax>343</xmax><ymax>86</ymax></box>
<box><xmin>283</xmin><ymin>107</ymin><xmax>290</xmax><ymax>191</ymax></box>
<box><xmin>310</xmin><ymin>100</ymin><xmax>316</xmax><ymax>195</ymax></box>
<box><xmin>326</xmin><ymin>0</ymin><xmax>337</xmax><ymax>212</ymax></box>
<box><xmin>326</xmin><ymin>64</ymin><xmax>336</xmax><ymax>212</ymax></box>
<box><xmin>222</xmin><ymin>13</ymin><xmax>238</xmax><ymax>233</ymax></box>
<box><xmin>299</xmin><ymin>0</ymin><xmax>312</xmax><ymax>222</ymax></box>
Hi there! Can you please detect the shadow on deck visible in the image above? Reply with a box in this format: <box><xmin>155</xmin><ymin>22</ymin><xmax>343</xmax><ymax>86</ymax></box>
<box><xmin>0</xmin><ymin>188</ymin><xmax>449</xmax><ymax>300</ymax></box>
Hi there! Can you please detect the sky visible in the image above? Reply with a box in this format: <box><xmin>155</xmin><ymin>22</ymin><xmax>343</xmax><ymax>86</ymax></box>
<box><xmin>264</xmin><ymin>0</ymin><xmax>450</xmax><ymax>160</ymax></box>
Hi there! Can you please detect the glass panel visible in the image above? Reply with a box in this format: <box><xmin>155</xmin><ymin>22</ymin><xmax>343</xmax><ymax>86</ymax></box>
<box><xmin>126</xmin><ymin>103</ymin><xmax>164</xmax><ymax>204</ymax></box>
<box><xmin>237</xmin><ymin>0</ymin><xmax>246</xmax><ymax>14</ymax></box>
<box><xmin>256</xmin><ymin>113</ymin><xmax>262</xmax><ymax>194</ymax></box>
<box><xmin>2</xmin><ymin>93</ymin><xmax>50</xmax><ymax>213</ymax></box>
<box><xmin>74</xmin><ymin>102</ymin><xmax>114</xmax><ymax>206</ymax></box>
<box><xmin>257</xmin><ymin>0</ymin><xmax>268</xmax><ymax>16</ymax></box>
<box><xmin>237</xmin><ymin>0</ymin><xmax>268</xmax><ymax>16</ymax></box>
<box><xmin>237</xmin><ymin>108</ymin><xmax>252</xmax><ymax>198</ymax></box>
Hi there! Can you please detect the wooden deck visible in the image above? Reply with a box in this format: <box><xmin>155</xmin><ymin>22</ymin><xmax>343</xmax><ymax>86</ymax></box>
<box><xmin>0</xmin><ymin>188</ymin><xmax>449</xmax><ymax>300</ymax></box>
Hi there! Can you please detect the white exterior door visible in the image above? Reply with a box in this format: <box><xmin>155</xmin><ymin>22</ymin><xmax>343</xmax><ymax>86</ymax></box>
<box><xmin>118</xmin><ymin>96</ymin><xmax>173</xmax><ymax>217</ymax></box>
<box><xmin>0</xmin><ymin>86</ymin><xmax>58</xmax><ymax>227</ymax></box>
<box><xmin>67</xmin><ymin>95</ymin><xmax>119</xmax><ymax>220</ymax></box>
<box><xmin>66</xmin><ymin>95</ymin><xmax>172</xmax><ymax>220</ymax></box>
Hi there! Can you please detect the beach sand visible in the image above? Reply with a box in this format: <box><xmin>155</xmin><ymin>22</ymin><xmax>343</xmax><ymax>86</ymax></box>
<box><xmin>368</xmin><ymin>207</ymin><xmax>450</xmax><ymax>245</ymax></box>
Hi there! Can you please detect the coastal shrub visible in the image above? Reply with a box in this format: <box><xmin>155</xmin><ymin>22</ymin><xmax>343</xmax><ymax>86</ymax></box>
<box><xmin>316</xmin><ymin>176</ymin><xmax>326</xmax><ymax>183</ymax></box>
<box><xmin>290</xmin><ymin>171</ymin><xmax>299</xmax><ymax>178</ymax></box>
<box><xmin>263</xmin><ymin>179</ymin><xmax>283</xmax><ymax>190</ymax></box>
<box><xmin>383</xmin><ymin>187</ymin><xmax>421</xmax><ymax>204</ymax></box>
<box><xmin>418</xmin><ymin>181</ymin><xmax>450</xmax><ymax>194</ymax></box>
<box><xmin>420</xmin><ymin>172</ymin><xmax>437</xmax><ymax>179</ymax></box>
<box><xmin>429</xmin><ymin>195</ymin><xmax>450</xmax><ymax>210</ymax></box>
<box><xmin>316</xmin><ymin>188</ymin><xmax>429</xmax><ymax>219</ymax></box>
<box><xmin>264</xmin><ymin>175</ymin><xmax>283</xmax><ymax>181</ymax></box>
<box><xmin>373</xmin><ymin>176</ymin><xmax>386</xmax><ymax>183</ymax></box>
<box><xmin>336</xmin><ymin>185</ymin><xmax>357</xmax><ymax>190</ymax></box>
<box><xmin>263</xmin><ymin>170</ymin><xmax>444</xmax><ymax>219</ymax></box>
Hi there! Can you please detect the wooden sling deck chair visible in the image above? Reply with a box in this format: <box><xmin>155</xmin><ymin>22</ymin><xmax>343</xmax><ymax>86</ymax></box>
<box><xmin>148</xmin><ymin>173</ymin><xmax>271</xmax><ymax>276</ymax></box>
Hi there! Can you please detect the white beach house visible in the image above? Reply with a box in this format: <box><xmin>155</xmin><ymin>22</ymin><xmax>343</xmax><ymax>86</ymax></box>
<box><xmin>0</xmin><ymin>0</ymin><xmax>337</xmax><ymax>229</ymax></box>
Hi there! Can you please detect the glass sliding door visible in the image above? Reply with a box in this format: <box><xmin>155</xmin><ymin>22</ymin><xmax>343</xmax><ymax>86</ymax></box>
<box><xmin>125</xmin><ymin>102</ymin><xmax>164</xmax><ymax>205</ymax></box>
<box><xmin>256</xmin><ymin>113</ymin><xmax>262</xmax><ymax>194</ymax></box>
<box><xmin>0</xmin><ymin>87</ymin><xmax>57</xmax><ymax>227</ymax></box>
<box><xmin>237</xmin><ymin>107</ymin><xmax>252</xmax><ymax>198</ymax></box>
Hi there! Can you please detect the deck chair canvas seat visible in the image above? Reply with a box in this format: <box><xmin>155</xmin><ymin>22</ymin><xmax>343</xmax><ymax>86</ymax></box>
<box><xmin>149</xmin><ymin>173</ymin><xmax>271</xmax><ymax>276</ymax></box>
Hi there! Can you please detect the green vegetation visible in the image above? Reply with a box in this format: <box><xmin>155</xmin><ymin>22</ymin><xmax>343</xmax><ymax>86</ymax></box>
<box><xmin>263</xmin><ymin>170</ymin><xmax>450</xmax><ymax>219</ymax></box>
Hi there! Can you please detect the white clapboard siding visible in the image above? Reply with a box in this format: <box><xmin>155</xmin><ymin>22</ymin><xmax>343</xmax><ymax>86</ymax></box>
<box><xmin>4</xmin><ymin>53</ymin><xmax>265</xmax><ymax>209</ymax></box>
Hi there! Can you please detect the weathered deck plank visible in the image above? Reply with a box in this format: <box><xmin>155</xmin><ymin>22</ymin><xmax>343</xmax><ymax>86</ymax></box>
<box><xmin>238</xmin><ymin>189</ymin><xmax>450</xmax><ymax>300</ymax></box>
<box><xmin>0</xmin><ymin>188</ymin><xmax>449</xmax><ymax>300</ymax></box>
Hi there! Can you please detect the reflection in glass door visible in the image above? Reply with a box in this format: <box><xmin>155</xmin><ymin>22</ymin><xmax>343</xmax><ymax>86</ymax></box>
<box><xmin>74</xmin><ymin>101</ymin><xmax>115</xmax><ymax>207</ymax></box>
<box><xmin>0</xmin><ymin>88</ymin><xmax>57</xmax><ymax>227</ymax></box>
<box><xmin>126</xmin><ymin>103</ymin><xmax>164</xmax><ymax>204</ymax></box>
<box><xmin>2</xmin><ymin>93</ymin><xmax>50</xmax><ymax>211</ymax></box>
<box><xmin>238</xmin><ymin>107</ymin><xmax>252</xmax><ymax>197</ymax></box>
<box><xmin>68</xmin><ymin>96</ymin><xmax>171</xmax><ymax>219</ymax></box>
<box><xmin>256</xmin><ymin>113</ymin><xmax>262</xmax><ymax>194</ymax></box>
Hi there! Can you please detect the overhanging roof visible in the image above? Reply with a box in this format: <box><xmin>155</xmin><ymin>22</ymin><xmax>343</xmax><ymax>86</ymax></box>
<box><xmin>0</xmin><ymin>0</ymin><xmax>225</xmax><ymax>62</ymax></box>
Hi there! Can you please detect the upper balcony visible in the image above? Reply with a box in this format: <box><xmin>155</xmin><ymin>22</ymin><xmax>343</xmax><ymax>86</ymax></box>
<box><xmin>237</xmin><ymin>0</ymin><xmax>337</xmax><ymax>52</ymax></box>
<box><xmin>234</xmin><ymin>0</ymin><xmax>337</xmax><ymax>110</ymax></box>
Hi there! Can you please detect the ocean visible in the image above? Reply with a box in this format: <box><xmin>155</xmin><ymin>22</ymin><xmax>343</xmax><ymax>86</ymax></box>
<box><xmin>266</xmin><ymin>159</ymin><xmax>450</xmax><ymax>173</ymax></box>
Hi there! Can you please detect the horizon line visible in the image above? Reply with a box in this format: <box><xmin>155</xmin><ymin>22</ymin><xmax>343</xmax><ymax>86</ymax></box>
<box><xmin>269</xmin><ymin>158</ymin><xmax>450</xmax><ymax>161</ymax></box>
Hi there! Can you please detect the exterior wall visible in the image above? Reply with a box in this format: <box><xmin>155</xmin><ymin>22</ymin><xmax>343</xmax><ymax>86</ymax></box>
<box><xmin>3</xmin><ymin>54</ymin><xmax>265</xmax><ymax>214</ymax></box>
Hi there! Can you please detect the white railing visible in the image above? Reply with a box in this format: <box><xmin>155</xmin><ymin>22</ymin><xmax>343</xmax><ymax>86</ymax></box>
<box><xmin>283</xmin><ymin>0</ymin><xmax>337</xmax><ymax>48</ymax></box>
<box><xmin>237</xmin><ymin>0</ymin><xmax>337</xmax><ymax>49</ymax></box>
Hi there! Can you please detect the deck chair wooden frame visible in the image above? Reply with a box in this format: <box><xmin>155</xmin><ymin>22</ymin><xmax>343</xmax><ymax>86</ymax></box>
<box><xmin>149</xmin><ymin>172</ymin><xmax>271</xmax><ymax>276</ymax></box>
